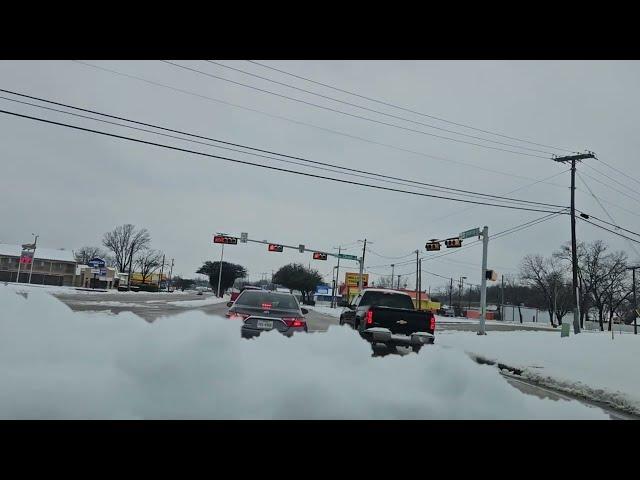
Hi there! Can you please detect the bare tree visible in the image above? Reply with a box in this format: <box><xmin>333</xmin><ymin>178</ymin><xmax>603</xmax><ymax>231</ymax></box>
<box><xmin>376</xmin><ymin>276</ymin><xmax>396</xmax><ymax>288</ymax></box>
<box><xmin>102</xmin><ymin>224</ymin><xmax>151</xmax><ymax>286</ymax></box>
<box><xmin>135</xmin><ymin>249</ymin><xmax>164</xmax><ymax>284</ymax></box>
<box><xmin>74</xmin><ymin>246</ymin><xmax>108</xmax><ymax>265</ymax></box>
<box><xmin>520</xmin><ymin>254</ymin><xmax>568</xmax><ymax>328</ymax></box>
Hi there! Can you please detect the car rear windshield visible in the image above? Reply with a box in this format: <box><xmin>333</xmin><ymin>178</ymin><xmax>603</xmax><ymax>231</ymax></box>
<box><xmin>235</xmin><ymin>291</ymin><xmax>299</xmax><ymax>310</ymax></box>
<box><xmin>360</xmin><ymin>291</ymin><xmax>415</xmax><ymax>310</ymax></box>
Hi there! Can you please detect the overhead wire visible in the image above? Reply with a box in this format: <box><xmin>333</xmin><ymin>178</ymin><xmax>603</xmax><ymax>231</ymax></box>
<box><xmin>71</xmin><ymin>61</ymin><xmax>568</xmax><ymax>187</ymax></box>
<box><xmin>246</xmin><ymin>60</ymin><xmax>575</xmax><ymax>153</ymax></box>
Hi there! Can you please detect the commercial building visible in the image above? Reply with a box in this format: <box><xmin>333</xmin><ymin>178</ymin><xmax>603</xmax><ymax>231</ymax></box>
<box><xmin>0</xmin><ymin>243</ymin><xmax>76</xmax><ymax>286</ymax></box>
<box><xmin>76</xmin><ymin>265</ymin><xmax>118</xmax><ymax>289</ymax></box>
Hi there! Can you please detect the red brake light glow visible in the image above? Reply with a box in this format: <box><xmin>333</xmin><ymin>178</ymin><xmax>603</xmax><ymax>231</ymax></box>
<box><xmin>282</xmin><ymin>317</ymin><xmax>305</xmax><ymax>328</ymax></box>
<box><xmin>429</xmin><ymin>314</ymin><xmax>436</xmax><ymax>331</ymax></box>
<box><xmin>365</xmin><ymin>309</ymin><xmax>374</xmax><ymax>325</ymax></box>
<box><xmin>261</xmin><ymin>303</ymin><xmax>272</xmax><ymax>309</ymax></box>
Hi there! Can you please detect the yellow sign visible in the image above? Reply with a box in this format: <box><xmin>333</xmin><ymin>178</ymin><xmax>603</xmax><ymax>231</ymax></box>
<box><xmin>345</xmin><ymin>272</ymin><xmax>368</xmax><ymax>287</ymax></box>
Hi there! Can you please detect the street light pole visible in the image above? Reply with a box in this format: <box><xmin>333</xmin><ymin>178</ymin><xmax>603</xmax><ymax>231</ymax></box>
<box><xmin>391</xmin><ymin>264</ymin><xmax>395</xmax><ymax>289</ymax></box>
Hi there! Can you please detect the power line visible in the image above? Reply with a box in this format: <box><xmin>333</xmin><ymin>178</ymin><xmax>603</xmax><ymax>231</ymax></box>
<box><xmin>163</xmin><ymin>60</ymin><xmax>550</xmax><ymax>160</ymax></box>
<box><xmin>593</xmin><ymin>157</ymin><xmax>640</xmax><ymax>189</ymax></box>
<box><xmin>426</xmin><ymin>169</ymin><xmax>570</xmax><ymax>224</ymax></box>
<box><xmin>579</xmin><ymin>169</ymin><xmax>640</xmax><ymax>207</ymax></box>
<box><xmin>575</xmin><ymin>187</ymin><xmax>640</xmax><ymax>219</ymax></box>
<box><xmin>0</xmin><ymin>108</ymin><xmax>567</xmax><ymax>214</ymax></box>
<box><xmin>0</xmin><ymin>89</ymin><xmax>567</xmax><ymax>210</ymax></box>
<box><xmin>583</xmin><ymin>162</ymin><xmax>640</xmax><ymax>200</ymax></box>
<box><xmin>247</xmin><ymin>60</ymin><xmax>575</xmax><ymax>154</ymax></box>
<box><xmin>205</xmin><ymin>60</ymin><xmax>556</xmax><ymax>156</ymax></box>
<box><xmin>578</xmin><ymin>217</ymin><xmax>640</xmax><ymax>245</ymax></box>
<box><xmin>366</xmin><ymin>209</ymin><xmax>568</xmax><ymax>270</ymax></box>
<box><xmin>71</xmin><ymin>61</ymin><xmax>568</xmax><ymax>187</ymax></box>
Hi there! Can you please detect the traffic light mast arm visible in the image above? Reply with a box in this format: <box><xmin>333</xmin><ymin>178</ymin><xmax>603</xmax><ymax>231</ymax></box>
<box><xmin>219</xmin><ymin>232</ymin><xmax>360</xmax><ymax>263</ymax></box>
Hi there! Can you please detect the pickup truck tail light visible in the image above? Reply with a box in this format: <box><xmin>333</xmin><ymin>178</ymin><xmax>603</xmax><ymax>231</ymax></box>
<box><xmin>283</xmin><ymin>317</ymin><xmax>305</xmax><ymax>328</ymax></box>
<box><xmin>365</xmin><ymin>309</ymin><xmax>374</xmax><ymax>325</ymax></box>
<box><xmin>429</xmin><ymin>313</ymin><xmax>436</xmax><ymax>331</ymax></box>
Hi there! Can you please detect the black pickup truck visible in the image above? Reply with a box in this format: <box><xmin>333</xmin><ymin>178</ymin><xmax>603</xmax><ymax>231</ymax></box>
<box><xmin>339</xmin><ymin>288</ymin><xmax>435</xmax><ymax>353</ymax></box>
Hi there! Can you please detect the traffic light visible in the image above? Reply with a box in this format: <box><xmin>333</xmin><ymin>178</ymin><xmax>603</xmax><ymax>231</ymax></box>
<box><xmin>486</xmin><ymin>270</ymin><xmax>498</xmax><ymax>281</ymax></box>
<box><xmin>299</xmin><ymin>244</ymin><xmax>305</xmax><ymax>253</ymax></box>
<box><xmin>268</xmin><ymin>244</ymin><xmax>284</xmax><ymax>252</ymax></box>
<box><xmin>444</xmin><ymin>237</ymin><xmax>462</xmax><ymax>248</ymax></box>
<box><xmin>313</xmin><ymin>252</ymin><xmax>328</xmax><ymax>260</ymax></box>
<box><xmin>425</xmin><ymin>241</ymin><xmax>441</xmax><ymax>251</ymax></box>
<box><xmin>213</xmin><ymin>235</ymin><xmax>238</xmax><ymax>245</ymax></box>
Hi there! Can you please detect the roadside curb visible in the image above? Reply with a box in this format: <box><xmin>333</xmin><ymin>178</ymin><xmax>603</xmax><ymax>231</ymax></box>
<box><xmin>467</xmin><ymin>352</ymin><xmax>640</xmax><ymax>418</ymax></box>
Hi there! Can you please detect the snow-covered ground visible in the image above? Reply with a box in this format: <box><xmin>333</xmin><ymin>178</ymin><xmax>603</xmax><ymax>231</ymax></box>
<box><xmin>167</xmin><ymin>295</ymin><xmax>230</xmax><ymax>308</ymax></box>
<box><xmin>304</xmin><ymin>306</ymin><xmax>556</xmax><ymax>331</ymax></box>
<box><xmin>0</xmin><ymin>287</ymin><xmax>611</xmax><ymax>419</ymax></box>
<box><xmin>437</xmin><ymin>329</ymin><xmax>640</xmax><ymax>415</ymax></box>
<box><xmin>0</xmin><ymin>282</ymin><xmax>195</xmax><ymax>296</ymax></box>
<box><xmin>304</xmin><ymin>304</ymin><xmax>343</xmax><ymax>318</ymax></box>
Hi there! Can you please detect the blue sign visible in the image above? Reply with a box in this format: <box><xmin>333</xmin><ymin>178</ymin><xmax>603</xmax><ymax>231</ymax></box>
<box><xmin>99</xmin><ymin>268</ymin><xmax>107</xmax><ymax>276</ymax></box>
<box><xmin>315</xmin><ymin>285</ymin><xmax>330</xmax><ymax>295</ymax></box>
<box><xmin>88</xmin><ymin>257</ymin><xmax>106</xmax><ymax>268</ymax></box>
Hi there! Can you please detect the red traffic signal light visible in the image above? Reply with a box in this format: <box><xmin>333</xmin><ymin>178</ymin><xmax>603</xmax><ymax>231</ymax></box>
<box><xmin>313</xmin><ymin>252</ymin><xmax>328</xmax><ymax>260</ymax></box>
<box><xmin>425</xmin><ymin>242</ymin><xmax>441</xmax><ymax>251</ymax></box>
<box><xmin>444</xmin><ymin>238</ymin><xmax>462</xmax><ymax>248</ymax></box>
<box><xmin>213</xmin><ymin>235</ymin><xmax>238</xmax><ymax>245</ymax></box>
<box><xmin>268</xmin><ymin>244</ymin><xmax>284</xmax><ymax>252</ymax></box>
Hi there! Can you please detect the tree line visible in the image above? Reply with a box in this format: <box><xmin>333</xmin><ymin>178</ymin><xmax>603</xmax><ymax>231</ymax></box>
<box><xmin>432</xmin><ymin>240</ymin><xmax>635</xmax><ymax>331</ymax></box>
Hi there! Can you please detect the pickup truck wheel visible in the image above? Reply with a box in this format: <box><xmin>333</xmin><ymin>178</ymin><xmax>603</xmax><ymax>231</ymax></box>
<box><xmin>411</xmin><ymin>345</ymin><xmax>422</xmax><ymax>354</ymax></box>
<box><xmin>386</xmin><ymin>345</ymin><xmax>399</xmax><ymax>355</ymax></box>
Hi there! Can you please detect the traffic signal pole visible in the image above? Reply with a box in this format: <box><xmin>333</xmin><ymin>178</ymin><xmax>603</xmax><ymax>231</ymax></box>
<box><xmin>478</xmin><ymin>226</ymin><xmax>489</xmax><ymax>335</ymax></box>
<box><xmin>217</xmin><ymin>243</ymin><xmax>224</xmax><ymax>297</ymax></box>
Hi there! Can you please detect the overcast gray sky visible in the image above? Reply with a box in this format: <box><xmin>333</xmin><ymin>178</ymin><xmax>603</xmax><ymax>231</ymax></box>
<box><xmin>1</xmin><ymin>60</ymin><xmax>639</xmax><ymax>289</ymax></box>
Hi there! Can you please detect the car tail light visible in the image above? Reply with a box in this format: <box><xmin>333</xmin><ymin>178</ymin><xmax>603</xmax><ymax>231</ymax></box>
<box><xmin>261</xmin><ymin>303</ymin><xmax>272</xmax><ymax>309</ymax></box>
<box><xmin>282</xmin><ymin>317</ymin><xmax>305</xmax><ymax>328</ymax></box>
<box><xmin>365</xmin><ymin>309</ymin><xmax>374</xmax><ymax>325</ymax></box>
<box><xmin>429</xmin><ymin>313</ymin><xmax>436</xmax><ymax>331</ymax></box>
<box><xmin>228</xmin><ymin>313</ymin><xmax>248</xmax><ymax>321</ymax></box>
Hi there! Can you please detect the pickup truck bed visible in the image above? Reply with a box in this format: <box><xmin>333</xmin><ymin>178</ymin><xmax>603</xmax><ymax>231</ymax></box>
<box><xmin>339</xmin><ymin>289</ymin><xmax>435</xmax><ymax>353</ymax></box>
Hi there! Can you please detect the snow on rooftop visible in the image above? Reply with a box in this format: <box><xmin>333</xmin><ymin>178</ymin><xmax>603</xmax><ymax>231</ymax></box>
<box><xmin>0</xmin><ymin>243</ymin><xmax>75</xmax><ymax>263</ymax></box>
<box><xmin>0</xmin><ymin>287</ymin><xmax>610</xmax><ymax>419</ymax></box>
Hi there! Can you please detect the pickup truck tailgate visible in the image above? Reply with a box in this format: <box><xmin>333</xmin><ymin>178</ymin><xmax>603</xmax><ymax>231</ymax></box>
<box><xmin>367</xmin><ymin>306</ymin><xmax>433</xmax><ymax>335</ymax></box>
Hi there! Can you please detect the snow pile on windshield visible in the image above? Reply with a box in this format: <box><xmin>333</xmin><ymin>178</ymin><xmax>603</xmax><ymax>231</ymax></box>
<box><xmin>438</xmin><ymin>330</ymin><xmax>640</xmax><ymax>415</ymax></box>
<box><xmin>0</xmin><ymin>288</ymin><xmax>608</xmax><ymax>419</ymax></box>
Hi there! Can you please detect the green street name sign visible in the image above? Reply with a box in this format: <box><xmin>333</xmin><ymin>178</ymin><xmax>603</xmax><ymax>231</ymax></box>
<box><xmin>460</xmin><ymin>228</ymin><xmax>480</xmax><ymax>239</ymax></box>
<box><xmin>338</xmin><ymin>254</ymin><xmax>359</xmax><ymax>261</ymax></box>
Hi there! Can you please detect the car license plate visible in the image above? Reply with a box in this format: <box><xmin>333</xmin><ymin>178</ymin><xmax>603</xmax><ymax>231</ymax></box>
<box><xmin>256</xmin><ymin>319</ymin><xmax>273</xmax><ymax>330</ymax></box>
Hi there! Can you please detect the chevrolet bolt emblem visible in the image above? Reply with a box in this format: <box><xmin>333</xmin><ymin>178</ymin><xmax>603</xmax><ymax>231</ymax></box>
<box><xmin>397</xmin><ymin>320</ymin><xmax>407</xmax><ymax>325</ymax></box>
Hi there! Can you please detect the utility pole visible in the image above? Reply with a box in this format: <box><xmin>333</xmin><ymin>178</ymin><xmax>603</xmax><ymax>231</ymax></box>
<box><xmin>397</xmin><ymin>274</ymin><xmax>401</xmax><ymax>290</ymax></box>
<box><xmin>28</xmin><ymin>234</ymin><xmax>38</xmax><ymax>284</ymax></box>
<box><xmin>168</xmin><ymin>258</ymin><xmax>174</xmax><ymax>292</ymax></box>
<box><xmin>501</xmin><ymin>275</ymin><xmax>505</xmax><ymax>322</ymax></box>
<box><xmin>415</xmin><ymin>250</ymin><xmax>419</xmax><ymax>306</ymax></box>
<box><xmin>217</xmin><ymin>242</ymin><xmax>224</xmax><ymax>298</ymax></box>
<box><xmin>358</xmin><ymin>239</ymin><xmax>368</xmax><ymax>291</ymax></box>
<box><xmin>159</xmin><ymin>254</ymin><xmax>165</xmax><ymax>292</ymax></box>
<box><xmin>478</xmin><ymin>225</ymin><xmax>489</xmax><ymax>335</ymax></box>
<box><xmin>627</xmin><ymin>266</ymin><xmax>639</xmax><ymax>335</ymax></box>
<box><xmin>417</xmin><ymin>258</ymin><xmax>422</xmax><ymax>309</ymax></box>
<box><xmin>553</xmin><ymin>151</ymin><xmax>596</xmax><ymax>334</ymax></box>
<box><xmin>390</xmin><ymin>264</ymin><xmax>395</xmax><ymax>289</ymax></box>
<box><xmin>449</xmin><ymin>277</ymin><xmax>453</xmax><ymax>309</ymax></box>
<box><xmin>332</xmin><ymin>246</ymin><xmax>342</xmax><ymax>308</ymax></box>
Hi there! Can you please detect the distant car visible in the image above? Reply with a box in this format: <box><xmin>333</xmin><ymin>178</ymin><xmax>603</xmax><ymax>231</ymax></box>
<box><xmin>444</xmin><ymin>308</ymin><xmax>455</xmax><ymax>317</ymax></box>
<box><xmin>230</xmin><ymin>285</ymin><xmax>263</xmax><ymax>302</ymax></box>
<box><xmin>196</xmin><ymin>286</ymin><xmax>206</xmax><ymax>295</ymax></box>
<box><xmin>226</xmin><ymin>290</ymin><xmax>309</xmax><ymax>339</ymax></box>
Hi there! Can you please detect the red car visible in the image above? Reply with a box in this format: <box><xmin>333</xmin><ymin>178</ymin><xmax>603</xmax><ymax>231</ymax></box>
<box><xmin>230</xmin><ymin>285</ymin><xmax>263</xmax><ymax>303</ymax></box>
